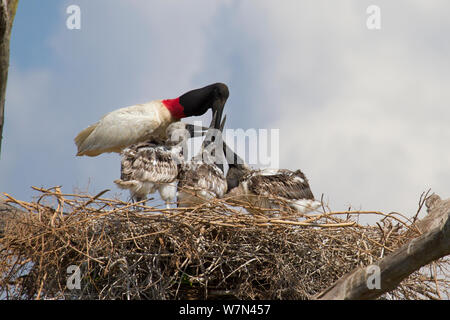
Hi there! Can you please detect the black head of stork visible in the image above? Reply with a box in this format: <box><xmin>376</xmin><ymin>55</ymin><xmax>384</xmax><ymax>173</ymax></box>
<box><xmin>179</xmin><ymin>83</ymin><xmax>229</xmax><ymax>129</ymax></box>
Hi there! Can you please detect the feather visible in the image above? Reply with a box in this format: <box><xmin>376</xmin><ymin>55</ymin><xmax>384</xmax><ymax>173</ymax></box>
<box><xmin>176</xmin><ymin>111</ymin><xmax>228</xmax><ymax>207</ymax></box>
<box><xmin>246</xmin><ymin>169</ymin><xmax>314</xmax><ymax>201</ymax></box>
<box><xmin>114</xmin><ymin>138</ymin><xmax>182</xmax><ymax>205</ymax></box>
<box><xmin>226</xmin><ymin>166</ymin><xmax>320</xmax><ymax>214</ymax></box>
<box><xmin>178</xmin><ymin>162</ymin><xmax>227</xmax><ymax>196</ymax></box>
<box><xmin>75</xmin><ymin>101</ymin><xmax>176</xmax><ymax>156</ymax></box>
<box><xmin>119</xmin><ymin>141</ymin><xmax>180</xmax><ymax>183</ymax></box>
<box><xmin>177</xmin><ymin>162</ymin><xmax>227</xmax><ymax>207</ymax></box>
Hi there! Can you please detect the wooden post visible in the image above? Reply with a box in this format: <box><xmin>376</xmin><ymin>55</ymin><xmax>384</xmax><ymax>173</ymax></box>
<box><xmin>315</xmin><ymin>194</ymin><xmax>450</xmax><ymax>300</ymax></box>
<box><xmin>0</xmin><ymin>0</ymin><xmax>19</xmax><ymax>157</ymax></box>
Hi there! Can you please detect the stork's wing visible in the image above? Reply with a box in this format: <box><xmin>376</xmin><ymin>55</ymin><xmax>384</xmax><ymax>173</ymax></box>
<box><xmin>119</xmin><ymin>143</ymin><xmax>179</xmax><ymax>184</ymax></box>
<box><xmin>246</xmin><ymin>169</ymin><xmax>315</xmax><ymax>200</ymax></box>
<box><xmin>178</xmin><ymin>163</ymin><xmax>227</xmax><ymax>198</ymax></box>
<box><xmin>75</xmin><ymin>101</ymin><xmax>170</xmax><ymax>156</ymax></box>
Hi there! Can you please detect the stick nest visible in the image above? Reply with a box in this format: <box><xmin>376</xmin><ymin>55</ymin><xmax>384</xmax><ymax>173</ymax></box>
<box><xmin>0</xmin><ymin>187</ymin><xmax>448</xmax><ymax>300</ymax></box>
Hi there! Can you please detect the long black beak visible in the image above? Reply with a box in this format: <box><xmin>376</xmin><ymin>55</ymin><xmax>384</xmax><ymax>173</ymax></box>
<box><xmin>187</xmin><ymin>121</ymin><xmax>244</xmax><ymax>167</ymax></box>
<box><xmin>214</xmin><ymin>114</ymin><xmax>226</xmax><ymax>173</ymax></box>
<box><xmin>212</xmin><ymin>98</ymin><xmax>225</xmax><ymax>130</ymax></box>
<box><xmin>218</xmin><ymin>114</ymin><xmax>226</xmax><ymax>131</ymax></box>
<box><xmin>198</xmin><ymin>111</ymin><xmax>227</xmax><ymax>173</ymax></box>
<box><xmin>185</xmin><ymin>115</ymin><xmax>226</xmax><ymax>133</ymax></box>
<box><xmin>202</xmin><ymin>112</ymin><xmax>226</xmax><ymax>148</ymax></box>
<box><xmin>222</xmin><ymin>140</ymin><xmax>245</xmax><ymax>167</ymax></box>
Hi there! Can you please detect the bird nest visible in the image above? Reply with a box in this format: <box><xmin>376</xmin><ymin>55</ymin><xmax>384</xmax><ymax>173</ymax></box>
<box><xmin>0</xmin><ymin>187</ymin><xmax>448</xmax><ymax>300</ymax></box>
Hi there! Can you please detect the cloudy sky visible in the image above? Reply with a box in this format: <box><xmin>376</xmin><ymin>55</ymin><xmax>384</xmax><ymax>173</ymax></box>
<box><xmin>1</xmin><ymin>0</ymin><xmax>449</xmax><ymax>223</ymax></box>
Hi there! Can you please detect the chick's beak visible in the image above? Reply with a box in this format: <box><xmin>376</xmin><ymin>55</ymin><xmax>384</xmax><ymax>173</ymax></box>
<box><xmin>184</xmin><ymin>124</ymin><xmax>208</xmax><ymax>138</ymax></box>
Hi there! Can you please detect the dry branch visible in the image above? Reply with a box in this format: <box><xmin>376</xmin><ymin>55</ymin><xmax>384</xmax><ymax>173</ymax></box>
<box><xmin>0</xmin><ymin>188</ymin><xmax>448</xmax><ymax>300</ymax></box>
<box><xmin>315</xmin><ymin>194</ymin><xmax>450</xmax><ymax>300</ymax></box>
<box><xmin>0</xmin><ymin>0</ymin><xmax>19</xmax><ymax>156</ymax></box>
<box><xmin>0</xmin><ymin>201</ymin><xmax>25</xmax><ymax>237</ymax></box>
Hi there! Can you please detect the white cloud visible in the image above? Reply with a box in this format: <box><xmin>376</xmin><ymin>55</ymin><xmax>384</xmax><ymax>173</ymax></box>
<box><xmin>254</xmin><ymin>1</ymin><xmax>450</xmax><ymax>218</ymax></box>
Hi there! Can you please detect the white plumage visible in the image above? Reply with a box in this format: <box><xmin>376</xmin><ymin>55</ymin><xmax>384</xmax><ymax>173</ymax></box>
<box><xmin>75</xmin><ymin>101</ymin><xmax>175</xmax><ymax>157</ymax></box>
<box><xmin>74</xmin><ymin>83</ymin><xmax>229</xmax><ymax>157</ymax></box>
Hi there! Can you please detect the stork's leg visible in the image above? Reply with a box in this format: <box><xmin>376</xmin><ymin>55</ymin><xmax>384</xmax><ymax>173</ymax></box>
<box><xmin>132</xmin><ymin>196</ymin><xmax>147</xmax><ymax>211</ymax></box>
<box><xmin>158</xmin><ymin>182</ymin><xmax>177</xmax><ymax>211</ymax></box>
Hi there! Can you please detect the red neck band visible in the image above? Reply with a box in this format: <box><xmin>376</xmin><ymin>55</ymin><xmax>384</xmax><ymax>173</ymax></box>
<box><xmin>162</xmin><ymin>97</ymin><xmax>186</xmax><ymax>119</ymax></box>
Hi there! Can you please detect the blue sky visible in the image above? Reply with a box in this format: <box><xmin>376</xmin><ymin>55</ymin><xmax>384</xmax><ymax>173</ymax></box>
<box><xmin>1</xmin><ymin>1</ymin><xmax>449</xmax><ymax>223</ymax></box>
<box><xmin>10</xmin><ymin>1</ymin><xmax>60</xmax><ymax>69</ymax></box>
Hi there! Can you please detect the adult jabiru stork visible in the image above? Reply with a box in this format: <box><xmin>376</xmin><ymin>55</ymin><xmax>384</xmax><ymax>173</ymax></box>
<box><xmin>74</xmin><ymin>83</ymin><xmax>229</xmax><ymax>157</ymax></box>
